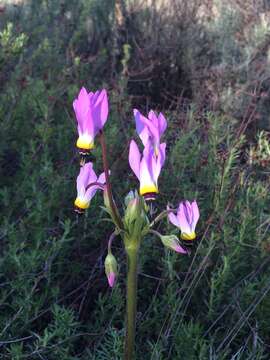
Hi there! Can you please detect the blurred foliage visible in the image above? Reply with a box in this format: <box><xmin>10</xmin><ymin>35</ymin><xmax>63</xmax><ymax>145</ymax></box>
<box><xmin>0</xmin><ymin>0</ymin><xmax>270</xmax><ymax>359</ymax></box>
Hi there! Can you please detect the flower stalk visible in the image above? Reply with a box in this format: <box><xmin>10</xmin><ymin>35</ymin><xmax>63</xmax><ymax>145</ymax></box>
<box><xmin>99</xmin><ymin>130</ymin><xmax>123</xmax><ymax>231</ymax></box>
<box><xmin>124</xmin><ymin>239</ymin><xmax>140</xmax><ymax>360</ymax></box>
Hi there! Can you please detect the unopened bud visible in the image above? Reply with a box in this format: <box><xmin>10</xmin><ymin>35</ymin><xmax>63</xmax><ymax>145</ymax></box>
<box><xmin>160</xmin><ymin>235</ymin><xmax>187</xmax><ymax>254</ymax></box>
<box><xmin>105</xmin><ymin>253</ymin><xmax>118</xmax><ymax>287</ymax></box>
<box><xmin>124</xmin><ymin>192</ymin><xmax>149</xmax><ymax>238</ymax></box>
<box><xmin>124</xmin><ymin>190</ymin><xmax>135</xmax><ymax>206</ymax></box>
<box><xmin>125</xmin><ymin>197</ymin><xmax>140</xmax><ymax>225</ymax></box>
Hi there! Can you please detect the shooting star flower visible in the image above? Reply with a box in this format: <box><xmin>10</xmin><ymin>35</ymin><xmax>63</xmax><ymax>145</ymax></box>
<box><xmin>74</xmin><ymin>162</ymin><xmax>105</xmax><ymax>213</ymax></box>
<box><xmin>134</xmin><ymin>109</ymin><xmax>167</xmax><ymax>156</ymax></box>
<box><xmin>168</xmin><ymin>201</ymin><xmax>200</xmax><ymax>241</ymax></box>
<box><xmin>73</xmin><ymin>87</ymin><xmax>108</xmax><ymax>154</ymax></box>
<box><xmin>129</xmin><ymin>139</ymin><xmax>166</xmax><ymax>200</ymax></box>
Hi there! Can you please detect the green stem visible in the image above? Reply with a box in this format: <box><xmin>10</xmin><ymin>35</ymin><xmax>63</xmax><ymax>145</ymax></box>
<box><xmin>149</xmin><ymin>208</ymin><xmax>177</xmax><ymax>228</ymax></box>
<box><xmin>124</xmin><ymin>245</ymin><xmax>139</xmax><ymax>360</ymax></box>
<box><xmin>99</xmin><ymin>130</ymin><xmax>123</xmax><ymax>231</ymax></box>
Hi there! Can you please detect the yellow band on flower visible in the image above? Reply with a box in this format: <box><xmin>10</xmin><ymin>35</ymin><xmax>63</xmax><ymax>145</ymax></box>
<box><xmin>139</xmin><ymin>184</ymin><xmax>158</xmax><ymax>196</ymax></box>
<box><xmin>74</xmin><ymin>198</ymin><xmax>90</xmax><ymax>209</ymax></box>
<box><xmin>181</xmin><ymin>231</ymin><xmax>196</xmax><ymax>241</ymax></box>
<box><xmin>76</xmin><ymin>136</ymin><xmax>94</xmax><ymax>150</ymax></box>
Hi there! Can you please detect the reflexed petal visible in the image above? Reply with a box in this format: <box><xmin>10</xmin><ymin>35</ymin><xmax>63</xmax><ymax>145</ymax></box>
<box><xmin>92</xmin><ymin>89</ymin><xmax>108</xmax><ymax>133</ymax></box>
<box><xmin>160</xmin><ymin>142</ymin><xmax>166</xmax><ymax>162</ymax></box>
<box><xmin>76</xmin><ymin>162</ymin><xmax>94</xmax><ymax>195</ymax></box>
<box><xmin>178</xmin><ymin>202</ymin><xmax>192</xmax><ymax>234</ymax></box>
<box><xmin>148</xmin><ymin>110</ymin><xmax>159</xmax><ymax>131</ymax></box>
<box><xmin>158</xmin><ymin>112</ymin><xmax>167</xmax><ymax>135</ymax></box>
<box><xmin>91</xmin><ymin>90</ymin><xmax>101</xmax><ymax>103</ymax></box>
<box><xmin>97</xmin><ymin>172</ymin><xmax>106</xmax><ymax>185</ymax></box>
<box><xmin>168</xmin><ymin>211</ymin><xmax>180</xmax><ymax>228</ymax></box>
<box><xmin>73</xmin><ymin>100</ymin><xmax>83</xmax><ymax>136</ymax></box>
<box><xmin>134</xmin><ymin>109</ymin><xmax>150</xmax><ymax>146</ymax></box>
<box><xmin>151</xmin><ymin>142</ymin><xmax>166</xmax><ymax>182</ymax></box>
<box><xmin>88</xmin><ymin>91</ymin><xmax>94</xmax><ymax>98</ymax></box>
<box><xmin>129</xmin><ymin>140</ymin><xmax>141</xmax><ymax>179</ymax></box>
<box><xmin>141</xmin><ymin>114</ymin><xmax>159</xmax><ymax>143</ymax></box>
<box><xmin>84</xmin><ymin>186</ymin><xmax>98</xmax><ymax>203</ymax></box>
<box><xmin>142</xmin><ymin>142</ymin><xmax>155</xmax><ymax>180</ymax></box>
<box><xmin>140</xmin><ymin>156</ymin><xmax>154</xmax><ymax>186</ymax></box>
<box><xmin>76</xmin><ymin>167</ymin><xmax>86</xmax><ymax>196</ymax></box>
<box><xmin>139</xmin><ymin>154</ymin><xmax>157</xmax><ymax>195</ymax></box>
<box><xmin>83</xmin><ymin>171</ymin><xmax>106</xmax><ymax>199</ymax></box>
<box><xmin>183</xmin><ymin>201</ymin><xmax>192</xmax><ymax>224</ymax></box>
<box><xmin>191</xmin><ymin>200</ymin><xmax>200</xmax><ymax>230</ymax></box>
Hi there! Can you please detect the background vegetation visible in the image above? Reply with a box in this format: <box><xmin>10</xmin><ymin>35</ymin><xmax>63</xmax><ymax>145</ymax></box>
<box><xmin>1</xmin><ymin>0</ymin><xmax>270</xmax><ymax>358</ymax></box>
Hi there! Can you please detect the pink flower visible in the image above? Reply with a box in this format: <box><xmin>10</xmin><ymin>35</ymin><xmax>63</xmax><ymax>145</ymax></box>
<box><xmin>73</xmin><ymin>87</ymin><xmax>108</xmax><ymax>153</ymax></box>
<box><xmin>74</xmin><ymin>162</ymin><xmax>106</xmax><ymax>212</ymax></box>
<box><xmin>129</xmin><ymin>139</ymin><xmax>166</xmax><ymax>199</ymax></box>
<box><xmin>134</xmin><ymin>109</ymin><xmax>167</xmax><ymax>155</ymax></box>
<box><xmin>168</xmin><ymin>201</ymin><xmax>200</xmax><ymax>240</ymax></box>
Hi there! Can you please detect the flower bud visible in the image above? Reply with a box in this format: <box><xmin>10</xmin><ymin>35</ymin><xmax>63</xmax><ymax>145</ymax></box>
<box><xmin>124</xmin><ymin>197</ymin><xmax>140</xmax><ymax>226</ymax></box>
<box><xmin>124</xmin><ymin>190</ymin><xmax>135</xmax><ymax>206</ymax></box>
<box><xmin>160</xmin><ymin>235</ymin><xmax>187</xmax><ymax>254</ymax></box>
<box><xmin>124</xmin><ymin>192</ymin><xmax>149</xmax><ymax>239</ymax></box>
<box><xmin>104</xmin><ymin>253</ymin><xmax>118</xmax><ymax>287</ymax></box>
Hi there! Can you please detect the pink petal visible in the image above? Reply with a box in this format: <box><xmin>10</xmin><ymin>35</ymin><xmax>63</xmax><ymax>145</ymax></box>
<box><xmin>168</xmin><ymin>211</ymin><xmax>180</xmax><ymax>228</ymax></box>
<box><xmin>139</xmin><ymin>155</ymin><xmax>154</xmax><ymax>186</ymax></box>
<box><xmin>158</xmin><ymin>112</ymin><xmax>167</xmax><ymax>135</ymax></box>
<box><xmin>91</xmin><ymin>90</ymin><xmax>101</xmax><ymax>103</ymax></box>
<box><xmin>177</xmin><ymin>202</ymin><xmax>192</xmax><ymax>234</ymax></box>
<box><xmin>151</xmin><ymin>142</ymin><xmax>166</xmax><ymax>182</ymax></box>
<box><xmin>191</xmin><ymin>200</ymin><xmax>200</xmax><ymax>230</ymax></box>
<box><xmin>129</xmin><ymin>140</ymin><xmax>141</xmax><ymax>180</ymax></box>
<box><xmin>90</xmin><ymin>90</ymin><xmax>108</xmax><ymax>135</ymax></box>
<box><xmin>97</xmin><ymin>172</ymin><xmax>106</xmax><ymax>185</ymax></box>
<box><xmin>148</xmin><ymin>110</ymin><xmax>159</xmax><ymax>130</ymax></box>
<box><xmin>183</xmin><ymin>201</ymin><xmax>193</xmax><ymax>225</ymax></box>
<box><xmin>107</xmin><ymin>272</ymin><xmax>116</xmax><ymax>287</ymax></box>
<box><xmin>141</xmin><ymin>115</ymin><xmax>160</xmax><ymax>143</ymax></box>
<box><xmin>173</xmin><ymin>244</ymin><xmax>187</xmax><ymax>254</ymax></box>
<box><xmin>76</xmin><ymin>162</ymin><xmax>94</xmax><ymax>194</ymax></box>
<box><xmin>134</xmin><ymin>109</ymin><xmax>150</xmax><ymax>147</ymax></box>
<box><xmin>84</xmin><ymin>172</ymin><xmax>107</xmax><ymax>203</ymax></box>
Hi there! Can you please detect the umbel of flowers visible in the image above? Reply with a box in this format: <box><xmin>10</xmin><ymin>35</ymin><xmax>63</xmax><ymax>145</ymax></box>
<box><xmin>72</xmin><ymin>87</ymin><xmax>200</xmax><ymax>360</ymax></box>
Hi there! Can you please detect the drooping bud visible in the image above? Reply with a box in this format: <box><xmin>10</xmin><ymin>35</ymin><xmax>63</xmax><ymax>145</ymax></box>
<box><xmin>160</xmin><ymin>235</ymin><xmax>187</xmax><ymax>254</ymax></box>
<box><xmin>104</xmin><ymin>253</ymin><xmax>118</xmax><ymax>288</ymax></box>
